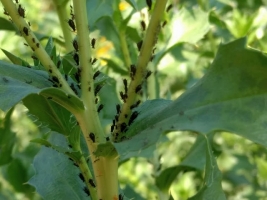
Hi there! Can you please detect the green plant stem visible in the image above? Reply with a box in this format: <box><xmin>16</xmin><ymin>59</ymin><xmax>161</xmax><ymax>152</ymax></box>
<box><xmin>116</xmin><ymin>0</ymin><xmax>168</xmax><ymax>138</ymax></box>
<box><xmin>119</xmin><ymin>30</ymin><xmax>132</xmax><ymax>68</ymax></box>
<box><xmin>0</xmin><ymin>0</ymin><xmax>74</xmax><ymax>95</ymax></box>
<box><xmin>53</xmin><ymin>0</ymin><xmax>73</xmax><ymax>52</ymax></box>
<box><xmin>72</xmin><ymin>0</ymin><xmax>119</xmax><ymax>199</ymax></box>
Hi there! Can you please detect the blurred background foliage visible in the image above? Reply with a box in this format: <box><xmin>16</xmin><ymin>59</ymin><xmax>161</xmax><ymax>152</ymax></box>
<box><xmin>1</xmin><ymin>0</ymin><xmax>267</xmax><ymax>199</ymax></box>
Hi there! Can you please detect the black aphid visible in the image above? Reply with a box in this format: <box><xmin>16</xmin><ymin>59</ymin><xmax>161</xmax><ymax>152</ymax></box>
<box><xmin>137</xmin><ymin>40</ymin><xmax>143</xmax><ymax>51</ymax></box>
<box><xmin>73</xmin><ymin>53</ymin><xmax>79</xmax><ymax>65</ymax></box>
<box><xmin>31</xmin><ymin>55</ymin><xmax>37</xmax><ymax>60</ymax></box>
<box><xmin>91</xmin><ymin>58</ymin><xmax>97</xmax><ymax>65</ymax></box>
<box><xmin>15</xmin><ymin>0</ymin><xmax>19</xmax><ymax>3</ymax></box>
<box><xmin>36</xmin><ymin>43</ymin><xmax>40</xmax><ymax>48</ymax></box>
<box><xmin>146</xmin><ymin>0</ymin><xmax>152</xmax><ymax>10</ymax></box>
<box><xmin>83</xmin><ymin>187</ymin><xmax>90</xmax><ymax>196</ymax></box>
<box><xmin>32</xmin><ymin>38</ymin><xmax>35</xmax><ymax>43</ymax></box>
<box><xmin>119</xmin><ymin>91</ymin><xmax>126</xmax><ymax>103</ymax></box>
<box><xmin>130</xmin><ymin>64</ymin><xmax>136</xmax><ymax>80</ymax></box>
<box><xmin>93</xmin><ymin>70</ymin><xmax>100</xmax><ymax>80</ymax></box>
<box><xmin>145</xmin><ymin>70</ymin><xmax>152</xmax><ymax>79</ymax></box>
<box><xmin>89</xmin><ymin>132</ymin><xmax>95</xmax><ymax>143</ymax></box>
<box><xmin>95</xmin><ymin>98</ymin><xmax>98</xmax><ymax>104</ymax></box>
<box><xmin>18</xmin><ymin>4</ymin><xmax>25</xmax><ymax>18</ymax></box>
<box><xmin>116</xmin><ymin>104</ymin><xmax>120</xmax><ymax>114</ymax></box>
<box><xmin>23</xmin><ymin>43</ymin><xmax>28</xmax><ymax>46</ymax></box>
<box><xmin>47</xmin><ymin>97</ymin><xmax>52</xmax><ymax>100</ymax></box>
<box><xmin>2</xmin><ymin>77</ymin><xmax>8</xmax><ymax>83</ymax></box>
<box><xmin>114</xmin><ymin>115</ymin><xmax>119</xmax><ymax>122</ymax></box>
<box><xmin>130</xmin><ymin>100</ymin><xmax>141</xmax><ymax>110</ymax></box>
<box><xmin>89</xmin><ymin>179</ymin><xmax>96</xmax><ymax>188</ymax></box>
<box><xmin>97</xmin><ymin>104</ymin><xmax>104</xmax><ymax>113</ymax></box>
<box><xmin>94</xmin><ymin>84</ymin><xmax>103</xmax><ymax>96</ymax></box>
<box><xmin>128</xmin><ymin>111</ymin><xmax>139</xmax><ymax>125</ymax></box>
<box><xmin>48</xmin><ymin>69</ymin><xmax>52</xmax><ymax>74</ymax></box>
<box><xmin>23</xmin><ymin>27</ymin><xmax>29</xmax><ymax>36</ymax></box>
<box><xmin>91</xmin><ymin>38</ymin><xmax>96</xmax><ymax>49</ymax></box>
<box><xmin>124</xmin><ymin>114</ymin><xmax>128</xmax><ymax>118</ymax></box>
<box><xmin>140</xmin><ymin>20</ymin><xmax>146</xmax><ymax>31</ymax></box>
<box><xmin>57</xmin><ymin>60</ymin><xmax>61</xmax><ymax>68</ymax></box>
<box><xmin>135</xmin><ymin>84</ymin><xmax>142</xmax><ymax>93</ymax></box>
<box><xmin>120</xmin><ymin>122</ymin><xmax>127</xmax><ymax>132</ymax></box>
<box><xmin>123</xmin><ymin>79</ymin><xmax>128</xmax><ymax>94</ymax></box>
<box><xmin>106</xmin><ymin>137</ymin><xmax>110</xmax><ymax>141</ymax></box>
<box><xmin>70</xmin><ymin>83</ymin><xmax>78</xmax><ymax>95</ymax></box>
<box><xmin>162</xmin><ymin>20</ymin><xmax>167</xmax><ymax>28</ymax></box>
<box><xmin>68</xmin><ymin>19</ymin><xmax>76</xmax><ymax>31</ymax></box>
<box><xmin>52</xmin><ymin>76</ymin><xmax>59</xmax><ymax>83</ymax></box>
<box><xmin>79</xmin><ymin>173</ymin><xmax>85</xmax><ymax>182</ymax></box>
<box><xmin>73</xmin><ymin>40</ymin><xmax>79</xmax><ymax>51</ymax></box>
<box><xmin>28</xmin><ymin>21</ymin><xmax>31</xmax><ymax>26</ymax></box>
<box><xmin>111</xmin><ymin>124</ymin><xmax>115</xmax><ymax>132</ymax></box>
<box><xmin>166</xmin><ymin>4</ymin><xmax>173</xmax><ymax>12</ymax></box>
<box><xmin>68</xmin><ymin>144</ymin><xmax>72</xmax><ymax>148</ymax></box>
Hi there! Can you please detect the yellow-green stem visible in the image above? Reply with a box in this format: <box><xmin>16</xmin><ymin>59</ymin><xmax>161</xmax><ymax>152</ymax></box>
<box><xmin>53</xmin><ymin>0</ymin><xmax>73</xmax><ymax>52</ymax></box>
<box><xmin>72</xmin><ymin>0</ymin><xmax>119</xmax><ymax>199</ymax></box>
<box><xmin>0</xmin><ymin>0</ymin><xmax>74</xmax><ymax>95</ymax></box>
<box><xmin>119</xmin><ymin>30</ymin><xmax>132</xmax><ymax>68</ymax></box>
<box><xmin>116</xmin><ymin>0</ymin><xmax>168</xmax><ymax>136</ymax></box>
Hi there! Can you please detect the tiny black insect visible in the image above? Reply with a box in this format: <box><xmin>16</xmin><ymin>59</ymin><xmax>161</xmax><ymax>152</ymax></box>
<box><xmin>79</xmin><ymin>173</ymin><xmax>85</xmax><ymax>182</ymax></box>
<box><xmin>64</xmin><ymin>74</ymin><xmax>68</xmax><ymax>81</ymax></box>
<box><xmin>119</xmin><ymin>91</ymin><xmax>126</xmax><ymax>103</ymax></box>
<box><xmin>94</xmin><ymin>84</ymin><xmax>103</xmax><ymax>96</ymax></box>
<box><xmin>106</xmin><ymin>137</ymin><xmax>110</xmax><ymax>141</ymax></box>
<box><xmin>130</xmin><ymin>100</ymin><xmax>141</xmax><ymax>110</ymax></box>
<box><xmin>23</xmin><ymin>27</ymin><xmax>29</xmax><ymax>36</ymax></box>
<box><xmin>88</xmin><ymin>86</ymin><xmax>91</xmax><ymax>92</ymax></box>
<box><xmin>93</xmin><ymin>70</ymin><xmax>100</xmax><ymax>80</ymax></box>
<box><xmin>114</xmin><ymin>115</ymin><xmax>119</xmax><ymax>122</ymax></box>
<box><xmin>119</xmin><ymin>195</ymin><xmax>123</xmax><ymax>200</ymax></box>
<box><xmin>135</xmin><ymin>84</ymin><xmax>142</xmax><ymax>93</ymax></box>
<box><xmin>130</xmin><ymin>64</ymin><xmax>136</xmax><ymax>80</ymax></box>
<box><xmin>15</xmin><ymin>0</ymin><xmax>19</xmax><ymax>3</ymax></box>
<box><xmin>70</xmin><ymin>83</ymin><xmax>78</xmax><ymax>95</ymax></box>
<box><xmin>128</xmin><ymin>111</ymin><xmax>139</xmax><ymax>125</ymax></box>
<box><xmin>49</xmin><ymin>69</ymin><xmax>52</xmax><ymax>73</ymax></box>
<box><xmin>73</xmin><ymin>53</ymin><xmax>79</xmax><ymax>65</ymax></box>
<box><xmin>111</xmin><ymin>124</ymin><xmax>115</xmax><ymax>132</ymax></box>
<box><xmin>72</xmin><ymin>39</ymin><xmax>79</xmax><ymax>51</ymax></box>
<box><xmin>124</xmin><ymin>114</ymin><xmax>128</xmax><ymax>118</ymax></box>
<box><xmin>89</xmin><ymin>132</ymin><xmax>95</xmax><ymax>143</ymax></box>
<box><xmin>31</xmin><ymin>47</ymin><xmax>35</xmax><ymax>51</ymax></box>
<box><xmin>123</xmin><ymin>79</ymin><xmax>128</xmax><ymax>94</ymax></box>
<box><xmin>140</xmin><ymin>20</ymin><xmax>146</xmax><ymax>31</ymax></box>
<box><xmin>146</xmin><ymin>0</ymin><xmax>152</xmax><ymax>10</ymax></box>
<box><xmin>68</xmin><ymin>144</ymin><xmax>73</xmax><ymax>148</ymax></box>
<box><xmin>52</xmin><ymin>76</ymin><xmax>59</xmax><ymax>83</ymax></box>
<box><xmin>57</xmin><ymin>60</ymin><xmax>61</xmax><ymax>68</ymax></box>
<box><xmin>162</xmin><ymin>20</ymin><xmax>167</xmax><ymax>28</ymax></box>
<box><xmin>28</xmin><ymin>21</ymin><xmax>31</xmax><ymax>26</ymax></box>
<box><xmin>36</xmin><ymin>43</ymin><xmax>40</xmax><ymax>48</ymax></box>
<box><xmin>18</xmin><ymin>4</ymin><xmax>25</xmax><ymax>18</ymax></box>
<box><xmin>150</xmin><ymin>55</ymin><xmax>155</xmax><ymax>62</ymax></box>
<box><xmin>145</xmin><ymin>70</ymin><xmax>152</xmax><ymax>79</ymax></box>
<box><xmin>120</xmin><ymin>122</ymin><xmax>127</xmax><ymax>132</ymax></box>
<box><xmin>137</xmin><ymin>40</ymin><xmax>143</xmax><ymax>51</ymax></box>
<box><xmin>89</xmin><ymin>179</ymin><xmax>96</xmax><ymax>188</ymax></box>
<box><xmin>83</xmin><ymin>187</ymin><xmax>90</xmax><ymax>196</ymax></box>
<box><xmin>77</xmin><ymin>84</ymin><xmax>81</xmax><ymax>89</ymax></box>
<box><xmin>23</xmin><ymin>43</ymin><xmax>28</xmax><ymax>46</ymax></box>
<box><xmin>91</xmin><ymin>38</ymin><xmax>96</xmax><ymax>49</ymax></box>
<box><xmin>116</xmin><ymin>104</ymin><xmax>120</xmax><ymax>114</ymax></box>
<box><xmin>91</xmin><ymin>58</ymin><xmax>97</xmax><ymax>65</ymax></box>
<box><xmin>47</xmin><ymin>97</ymin><xmax>52</xmax><ymax>100</ymax></box>
<box><xmin>2</xmin><ymin>77</ymin><xmax>8</xmax><ymax>83</ymax></box>
<box><xmin>3</xmin><ymin>9</ymin><xmax>9</xmax><ymax>16</ymax></box>
<box><xmin>68</xmin><ymin>19</ymin><xmax>76</xmax><ymax>31</ymax></box>
<box><xmin>166</xmin><ymin>4</ymin><xmax>173</xmax><ymax>12</ymax></box>
<box><xmin>32</xmin><ymin>38</ymin><xmax>35</xmax><ymax>43</ymax></box>
<box><xmin>74</xmin><ymin>72</ymin><xmax>80</xmax><ymax>83</ymax></box>
<box><xmin>31</xmin><ymin>55</ymin><xmax>37</xmax><ymax>60</ymax></box>
<box><xmin>97</xmin><ymin>104</ymin><xmax>104</xmax><ymax>113</ymax></box>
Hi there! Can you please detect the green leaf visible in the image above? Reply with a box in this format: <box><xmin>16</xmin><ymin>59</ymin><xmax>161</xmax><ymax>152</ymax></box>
<box><xmin>86</xmin><ymin>0</ymin><xmax>113</xmax><ymax>27</ymax></box>
<box><xmin>188</xmin><ymin>135</ymin><xmax>226</xmax><ymax>200</ymax></box>
<box><xmin>23</xmin><ymin>94</ymin><xmax>76</xmax><ymax>136</ymax></box>
<box><xmin>39</xmin><ymin>88</ymin><xmax>84</xmax><ymax>113</ymax></box>
<box><xmin>1</xmin><ymin>49</ymin><xmax>30</xmax><ymax>66</ymax></box>
<box><xmin>0</xmin><ymin>108</ymin><xmax>15</xmax><ymax>165</ymax></box>
<box><xmin>0</xmin><ymin>17</ymin><xmax>16</xmax><ymax>31</ymax></box>
<box><xmin>115</xmin><ymin>37</ymin><xmax>267</xmax><ymax>158</ymax></box>
<box><xmin>167</xmin><ymin>7</ymin><xmax>210</xmax><ymax>45</ymax></box>
<box><xmin>155</xmin><ymin>135</ymin><xmax>208</xmax><ymax>191</ymax></box>
<box><xmin>28</xmin><ymin>133</ymin><xmax>88</xmax><ymax>199</ymax></box>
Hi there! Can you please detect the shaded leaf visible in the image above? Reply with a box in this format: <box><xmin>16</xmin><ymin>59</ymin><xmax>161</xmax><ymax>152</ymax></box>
<box><xmin>114</xmin><ymin>37</ymin><xmax>267</xmax><ymax>159</ymax></box>
<box><xmin>28</xmin><ymin>133</ymin><xmax>88</xmax><ymax>200</ymax></box>
<box><xmin>188</xmin><ymin>135</ymin><xmax>226</xmax><ymax>200</ymax></box>
<box><xmin>0</xmin><ymin>17</ymin><xmax>16</xmax><ymax>31</ymax></box>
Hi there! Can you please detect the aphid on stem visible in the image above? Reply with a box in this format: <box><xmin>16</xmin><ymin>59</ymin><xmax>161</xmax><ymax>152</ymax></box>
<box><xmin>137</xmin><ymin>40</ymin><xmax>143</xmax><ymax>51</ymax></box>
<box><xmin>166</xmin><ymin>4</ymin><xmax>173</xmax><ymax>12</ymax></box>
<box><xmin>94</xmin><ymin>84</ymin><xmax>103</xmax><ymax>96</ymax></box>
<box><xmin>140</xmin><ymin>20</ymin><xmax>146</xmax><ymax>31</ymax></box>
<box><xmin>145</xmin><ymin>70</ymin><xmax>152</xmax><ymax>79</ymax></box>
<box><xmin>3</xmin><ymin>9</ymin><xmax>9</xmax><ymax>16</ymax></box>
<box><xmin>97</xmin><ymin>104</ymin><xmax>104</xmax><ymax>113</ymax></box>
<box><xmin>90</xmin><ymin>58</ymin><xmax>97</xmax><ymax>65</ymax></box>
<box><xmin>79</xmin><ymin>173</ymin><xmax>85</xmax><ymax>182</ymax></box>
<box><xmin>18</xmin><ymin>4</ymin><xmax>25</xmax><ymax>18</ymax></box>
<box><xmin>130</xmin><ymin>64</ymin><xmax>136</xmax><ymax>80</ymax></box>
<box><xmin>135</xmin><ymin>84</ymin><xmax>142</xmax><ymax>94</ymax></box>
<box><xmin>72</xmin><ymin>39</ymin><xmax>79</xmax><ymax>51</ymax></box>
<box><xmin>146</xmin><ymin>0</ymin><xmax>152</xmax><ymax>10</ymax></box>
<box><xmin>23</xmin><ymin>27</ymin><xmax>29</xmax><ymax>36</ymax></box>
<box><xmin>83</xmin><ymin>187</ymin><xmax>90</xmax><ymax>196</ymax></box>
<box><xmin>68</xmin><ymin>19</ymin><xmax>76</xmax><ymax>32</ymax></box>
<box><xmin>123</xmin><ymin>79</ymin><xmax>128</xmax><ymax>94</ymax></box>
<box><xmin>162</xmin><ymin>20</ymin><xmax>167</xmax><ymax>28</ymax></box>
<box><xmin>93</xmin><ymin>70</ymin><xmax>100</xmax><ymax>80</ymax></box>
<box><xmin>89</xmin><ymin>132</ymin><xmax>95</xmax><ymax>143</ymax></box>
<box><xmin>128</xmin><ymin>111</ymin><xmax>139</xmax><ymax>125</ymax></box>
<box><xmin>89</xmin><ymin>179</ymin><xmax>96</xmax><ymax>188</ymax></box>
<box><xmin>73</xmin><ymin>53</ymin><xmax>79</xmax><ymax>65</ymax></box>
<box><xmin>116</xmin><ymin>104</ymin><xmax>120</xmax><ymax>114</ymax></box>
<box><xmin>91</xmin><ymin>38</ymin><xmax>96</xmax><ymax>49</ymax></box>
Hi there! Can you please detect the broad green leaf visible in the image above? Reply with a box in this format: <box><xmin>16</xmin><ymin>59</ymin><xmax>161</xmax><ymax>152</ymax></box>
<box><xmin>39</xmin><ymin>88</ymin><xmax>84</xmax><ymax>113</ymax></box>
<box><xmin>86</xmin><ymin>0</ymin><xmax>113</xmax><ymax>27</ymax></box>
<box><xmin>0</xmin><ymin>17</ymin><xmax>16</xmax><ymax>31</ymax></box>
<box><xmin>167</xmin><ymin>7</ymin><xmax>210</xmax><ymax>45</ymax></box>
<box><xmin>114</xmin><ymin>37</ymin><xmax>267</xmax><ymax>158</ymax></box>
<box><xmin>188</xmin><ymin>135</ymin><xmax>226</xmax><ymax>200</ymax></box>
<box><xmin>23</xmin><ymin>94</ymin><xmax>76</xmax><ymax>136</ymax></box>
<box><xmin>28</xmin><ymin>133</ymin><xmax>89</xmax><ymax>200</ymax></box>
<box><xmin>0</xmin><ymin>108</ymin><xmax>15</xmax><ymax>165</ymax></box>
<box><xmin>156</xmin><ymin>135</ymin><xmax>208</xmax><ymax>191</ymax></box>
